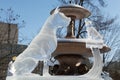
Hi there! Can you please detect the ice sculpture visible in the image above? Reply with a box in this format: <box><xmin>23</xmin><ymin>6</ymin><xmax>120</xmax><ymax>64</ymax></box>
<box><xmin>85</xmin><ymin>19</ymin><xmax>103</xmax><ymax>40</ymax></box>
<box><xmin>8</xmin><ymin>8</ymin><xmax>71</xmax><ymax>76</ymax></box>
<box><xmin>7</xmin><ymin>18</ymin><xmax>112</xmax><ymax>80</ymax></box>
<box><xmin>85</xmin><ymin>19</ymin><xmax>104</xmax><ymax>49</ymax></box>
<box><xmin>6</xmin><ymin>7</ymin><xmax>112</xmax><ymax>80</ymax></box>
<box><xmin>81</xmin><ymin>19</ymin><xmax>112</xmax><ymax>80</ymax></box>
<box><xmin>84</xmin><ymin>20</ymin><xmax>104</xmax><ymax>79</ymax></box>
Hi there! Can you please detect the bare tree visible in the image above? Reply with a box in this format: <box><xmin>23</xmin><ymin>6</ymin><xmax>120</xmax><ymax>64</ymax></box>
<box><xmin>0</xmin><ymin>8</ymin><xmax>25</xmax><ymax>28</ymax></box>
<box><xmin>101</xmin><ymin>23</ymin><xmax>120</xmax><ymax>65</ymax></box>
<box><xmin>0</xmin><ymin>8</ymin><xmax>26</xmax><ymax>44</ymax></box>
<box><xmin>57</xmin><ymin>0</ymin><xmax>119</xmax><ymax>67</ymax></box>
<box><xmin>58</xmin><ymin>0</ymin><xmax>115</xmax><ymax>37</ymax></box>
<box><xmin>0</xmin><ymin>8</ymin><xmax>26</xmax><ymax>80</ymax></box>
<box><xmin>0</xmin><ymin>7</ymin><xmax>26</xmax><ymax>60</ymax></box>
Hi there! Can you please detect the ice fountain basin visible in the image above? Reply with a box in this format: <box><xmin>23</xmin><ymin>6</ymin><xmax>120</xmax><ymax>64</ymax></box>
<box><xmin>51</xmin><ymin>38</ymin><xmax>111</xmax><ymax>76</ymax></box>
<box><xmin>6</xmin><ymin>36</ymin><xmax>111</xmax><ymax>80</ymax></box>
<box><xmin>52</xmin><ymin>38</ymin><xmax>111</xmax><ymax>57</ymax></box>
<box><xmin>50</xmin><ymin>4</ymin><xmax>91</xmax><ymax>19</ymax></box>
<box><xmin>6</xmin><ymin>38</ymin><xmax>111</xmax><ymax>80</ymax></box>
<box><xmin>51</xmin><ymin>4</ymin><xmax>91</xmax><ymax>38</ymax></box>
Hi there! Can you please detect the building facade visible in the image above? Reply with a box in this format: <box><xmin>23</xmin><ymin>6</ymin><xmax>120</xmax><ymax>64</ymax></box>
<box><xmin>0</xmin><ymin>22</ymin><xmax>18</xmax><ymax>44</ymax></box>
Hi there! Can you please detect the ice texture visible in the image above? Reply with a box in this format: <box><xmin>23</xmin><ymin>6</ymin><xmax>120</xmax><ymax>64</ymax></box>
<box><xmin>6</xmin><ymin>44</ymin><xmax>112</xmax><ymax>80</ymax></box>
<box><xmin>85</xmin><ymin>19</ymin><xmax>104</xmax><ymax>49</ymax></box>
<box><xmin>6</xmin><ymin>11</ymin><xmax>112</xmax><ymax>80</ymax></box>
<box><xmin>81</xmin><ymin>48</ymin><xmax>103</xmax><ymax>80</ymax></box>
<box><xmin>85</xmin><ymin>19</ymin><xmax>103</xmax><ymax>40</ymax></box>
<box><xmin>7</xmin><ymin>8</ymin><xmax>71</xmax><ymax>76</ymax></box>
<box><xmin>85</xmin><ymin>20</ymin><xmax>104</xmax><ymax>79</ymax></box>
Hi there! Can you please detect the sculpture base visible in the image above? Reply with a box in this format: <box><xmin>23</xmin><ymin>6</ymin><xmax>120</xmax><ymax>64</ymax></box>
<box><xmin>52</xmin><ymin>39</ymin><xmax>111</xmax><ymax>57</ymax></box>
<box><xmin>6</xmin><ymin>75</ymin><xmax>103</xmax><ymax>80</ymax></box>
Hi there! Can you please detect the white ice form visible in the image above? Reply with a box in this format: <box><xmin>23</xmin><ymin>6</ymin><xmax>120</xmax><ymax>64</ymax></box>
<box><xmin>6</xmin><ymin>24</ymin><xmax>112</xmax><ymax>80</ymax></box>
<box><xmin>6</xmin><ymin>8</ymin><xmax>71</xmax><ymax>76</ymax></box>
<box><xmin>6</xmin><ymin>10</ymin><xmax>112</xmax><ymax>80</ymax></box>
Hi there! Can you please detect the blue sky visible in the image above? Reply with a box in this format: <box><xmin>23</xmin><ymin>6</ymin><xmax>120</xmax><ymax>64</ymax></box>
<box><xmin>0</xmin><ymin>0</ymin><xmax>120</xmax><ymax>44</ymax></box>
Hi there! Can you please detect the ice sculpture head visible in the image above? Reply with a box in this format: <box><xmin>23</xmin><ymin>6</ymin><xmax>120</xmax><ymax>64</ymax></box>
<box><xmin>85</xmin><ymin>19</ymin><xmax>104</xmax><ymax>48</ymax></box>
<box><xmin>85</xmin><ymin>19</ymin><xmax>103</xmax><ymax>40</ymax></box>
<box><xmin>51</xmin><ymin>7</ymin><xmax>71</xmax><ymax>28</ymax></box>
